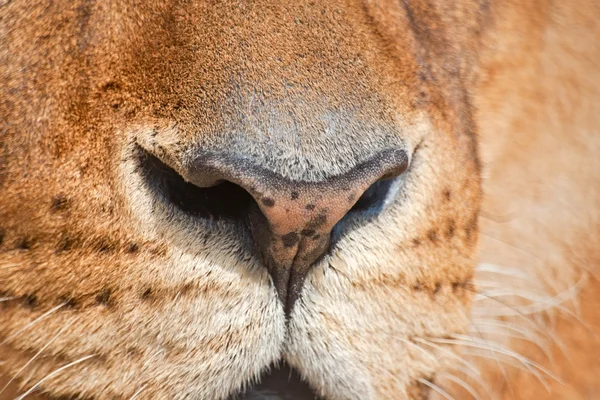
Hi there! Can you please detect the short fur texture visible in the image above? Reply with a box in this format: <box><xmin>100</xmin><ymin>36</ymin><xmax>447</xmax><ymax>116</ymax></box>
<box><xmin>0</xmin><ymin>0</ymin><xmax>598</xmax><ymax>399</ymax></box>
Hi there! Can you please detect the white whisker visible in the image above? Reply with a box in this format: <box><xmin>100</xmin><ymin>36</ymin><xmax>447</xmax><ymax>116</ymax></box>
<box><xmin>415</xmin><ymin>337</ymin><xmax>496</xmax><ymax>397</ymax></box>
<box><xmin>468</xmin><ymin>324</ymin><xmax>554</xmax><ymax>363</ymax></box>
<box><xmin>0</xmin><ymin>321</ymin><xmax>75</xmax><ymax>395</ymax></box>
<box><xmin>473</xmin><ymin>275</ymin><xmax>585</xmax><ymax>317</ymax></box>
<box><xmin>417</xmin><ymin>377</ymin><xmax>455</xmax><ymax>400</ymax></box>
<box><xmin>460</xmin><ymin>309</ymin><xmax>516</xmax><ymax>397</ymax></box>
<box><xmin>129</xmin><ymin>383</ymin><xmax>148</xmax><ymax>400</ymax></box>
<box><xmin>472</xmin><ymin>314</ymin><xmax>569</xmax><ymax>360</ymax></box>
<box><xmin>414</xmin><ymin>338</ymin><xmax>480</xmax><ymax>377</ymax></box>
<box><xmin>398</xmin><ymin>337</ymin><xmax>438</xmax><ymax>364</ymax></box>
<box><xmin>434</xmin><ymin>335</ymin><xmax>563</xmax><ymax>389</ymax></box>
<box><xmin>0</xmin><ymin>296</ymin><xmax>18</xmax><ymax>302</ymax></box>
<box><xmin>438</xmin><ymin>373</ymin><xmax>482</xmax><ymax>400</ymax></box>
<box><xmin>479</xmin><ymin>232</ymin><xmax>543</xmax><ymax>261</ymax></box>
<box><xmin>476</xmin><ymin>263</ymin><xmax>538</xmax><ymax>282</ymax></box>
<box><xmin>0</xmin><ymin>303</ymin><xmax>66</xmax><ymax>346</ymax></box>
<box><xmin>460</xmin><ymin>349</ymin><xmax>551</xmax><ymax>392</ymax></box>
<box><xmin>448</xmin><ymin>364</ymin><xmax>495</xmax><ymax>400</ymax></box>
<box><xmin>15</xmin><ymin>354</ymin><xmax>96</xmax><ymax>400</ymax></box>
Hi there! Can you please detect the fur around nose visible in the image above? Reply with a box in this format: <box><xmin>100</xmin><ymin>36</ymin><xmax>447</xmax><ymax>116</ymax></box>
<box><xmin>185</xmin><ymin>148</ymin><xmax>409</xmax><ymax>315</ymax></box>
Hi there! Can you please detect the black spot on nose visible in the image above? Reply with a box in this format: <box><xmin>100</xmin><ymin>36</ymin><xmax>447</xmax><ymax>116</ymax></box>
<box><xmin>281</xmin><ymin>232</ymin><xmax>299</xmax><ymax>247</ymax></box>
<box><xmin>262</xmin><ymin>197</ymin><xmax>275</xmax><ymax>207</ymax></box>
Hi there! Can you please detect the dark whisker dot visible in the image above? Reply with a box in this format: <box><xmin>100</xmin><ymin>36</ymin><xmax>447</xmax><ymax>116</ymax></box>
<box><xmin>22</xmin><ymin>294</ymin><xmax>37</xmax><ymax>309</ymax></box>
<box><xmin>445</xmin><ymin>219</ymin><xmax>456</xmax><ymax>239</ymax></box>
<box><xmin>126</xmin><ymin>243</ymin><xmax>139</xmax><ymax>253</ymax></box>
<box><xmin>56</xmin><ymin>236</ymin><xmax>75</xmax><ymax>253</ymax></box>
<box><xmin>427</xmin><ymin>230</ymin><xmax>438</xmax><ymax>242</ymax></box>
<box><xmin>433</xmin><ymin>282</ymin><xmax>442</xmax><ymax>294</ymax></box>
<box><xmin>412</xmin><ymin>238</ymin><xmax>421</xmax><ymax>247</ymax></box>
<box><xmin>95</xmin><ymin>289</ymin><xmax>112</xmax><ymax>306</ymax></box>
<box><xmin>305</xmin><ymin>204</ymin><xmax>315</xmax><ymax>211</ymax></box>
<box><xmin>290</xmin><ymin>191</ymin><xmax>299</xmax><ymax>200</ymax></box>
<box><xmin>50</xmin><ymin>195</ymin><xmax>69</xmax><ymax>212</ymax></box>
<box><xmin>0</xmin><ymin>228</ymin><xmax>5</xmax><ymax>247</ymax></box>
<box><xmin>58</xmin><ymin>296</ymin><xmax>78</xmax><ymax>309</ymax></box>
<box><xmin>96</xmin><ymin>239</ymin><xmax>114</xmax><ymax>253</ymax></box>
<box><xmin>15</xmin><ymin>237</ymin><xmax>31</xmax><ymax>250</ymax></box>
<box><xmin>412</xmin><ymin>281</ymin><xmax>423</xmax><ymax>291</ymax></box>
<box><xmin>140</xmin><ymin>287</ymin><xmax>153</xmax><ymax>300</ymax></box>
<box><xmin>451</xmin><ymin>282</ymin><xmax>461</xmax><ymax>292</ymax></box>
<box><xmin>443</xmin><ymin>189</ymin><xmax>452</xmax><ymax>202</ymax></box>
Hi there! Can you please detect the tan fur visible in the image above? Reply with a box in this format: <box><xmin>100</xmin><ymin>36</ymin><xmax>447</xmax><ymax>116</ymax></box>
<box><xmin>0</xmin><ymin>0</ymin><xmax>598</xmax><ymax>399</ymax></box>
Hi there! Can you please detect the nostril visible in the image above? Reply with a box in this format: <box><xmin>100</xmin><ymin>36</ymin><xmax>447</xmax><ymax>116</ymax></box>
<box><xmin>138</xmin><ymin>147</ymin><xmax>256</xmax><ymax>221</ymax></box>
<box><xmin>349</xmin><ymin>178</ymin><xmax>395</xmax><ymax>214</ymax></box>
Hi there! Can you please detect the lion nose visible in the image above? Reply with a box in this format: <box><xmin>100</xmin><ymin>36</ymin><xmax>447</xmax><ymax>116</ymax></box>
<box><xmin>185</xmin><ymin>149</ymin><xmax>409</xmax><ymax>316</ymax></box>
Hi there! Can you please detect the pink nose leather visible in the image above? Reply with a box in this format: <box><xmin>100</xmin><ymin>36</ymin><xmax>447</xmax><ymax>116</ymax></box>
<box><xmin>186</xmin><ymin>148</ymin><xmax>408</xmax><ymax>315</ymax></box>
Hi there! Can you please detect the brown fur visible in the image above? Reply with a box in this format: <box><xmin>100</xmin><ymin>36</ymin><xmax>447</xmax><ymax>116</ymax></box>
<box><xmin>0</xmin><ymin>0</ymin><xmax>598</xmax><ymax>399</ymax></box>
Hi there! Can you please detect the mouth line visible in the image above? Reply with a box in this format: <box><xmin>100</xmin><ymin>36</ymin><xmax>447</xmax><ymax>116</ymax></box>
<box><xmin>230</xmin><ymin>361</ymin><xmax>323</xmax><ymax>400</ymax></box>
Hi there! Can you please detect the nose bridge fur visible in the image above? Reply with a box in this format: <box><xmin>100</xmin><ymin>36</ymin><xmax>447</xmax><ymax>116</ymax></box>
<box><xmin>117</xmin><ymin>0</ymin><xmax>424</xmax><ymax>181</ymax></box>
<box><xmin>207</xmin><ymin>95</ymin><xmax>406</xmax><ymax>182</ymax></box>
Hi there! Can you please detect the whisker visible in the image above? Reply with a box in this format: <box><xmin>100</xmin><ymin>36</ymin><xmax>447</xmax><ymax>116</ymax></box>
<box><xmin>129</xmin><ymin>383</ymin><xmax>148</xmax><ymax>400</ymax></box>
<box><xmin>0</xmin><ymin>303</ymin><xmax>66</xmax><ymax>346</ymax></box>
<box><xmin>417</xmin><ymin>377</ymin><xmax>455</xmax><ymax>400</ymax></box>
<box><xmin>471</xmin><ymin>320</ymin><xmax>554</xmax><ymax>363</ymax></box>
<box><xmin>414</xmin><ymin>338</ymin><xmax>481</xmax><ymax>377</ymax></box>
<box><xmin>416</xmin><ymin>338</ymin><xmax>495</xmax><ymax>399</ymax></box>
<box><xmin>479</xmin><ymin>232</ymin><xmax>543</xmax><ymax>261</ymax></box>
<box><xmin>476</xmin><ymin>263</ymin><xmax>535</xmax><ymax>281</ymax></box>
<box><xmin>0</xmin><ymin>296</ymin><xmax>18</xmax><ymax>302</ymax></box>
<box><xmin>479</xmin><ymin>210</ymin><xmax>517</xmax><ymax>224</ymax></box>
<box><xmin>14</xmin><ymin>354</ymin><xmax>96</xmax><ymax>400</ymax></box>
<box><xmin>472</xmin><ymin>276</ymin><xmax>596</xmax><ymax>341</ymax></box>
<box><xmin>458</xmin><ymin>308</ymin><xmax>516</xmax><ymax>397</ymax></box>
<box><xmin>397</xmin><ymin>337</ymin><xmax>438</xmax><ymax>365</ymax></box>
<box><xmin>447</xmin><ymin>364</ymin><xmax>495</xmax><ymax>400</ymax></box>
<box><xmin>459</xmin><ymin>348</ymin><xmax>552</xmax><ymax>392</ymax></box>
<box><xmin>437</xmin><ymin>335</ymin><xmax>563</xmax><ymax>388</ymax></box>
<box><xmin>438</xmin><ymin>373</ymin><xmax>482</xmax><ymax>400</ymax></box>
<box><xmin>470</xmin><ymin>293</ymin><xmax>571</xmax><ymax>359</ymax></box>
<box><xmin>0</xmin><ymin>320</ymin><xmax>75</xmax><ymax>396</ymax></box>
